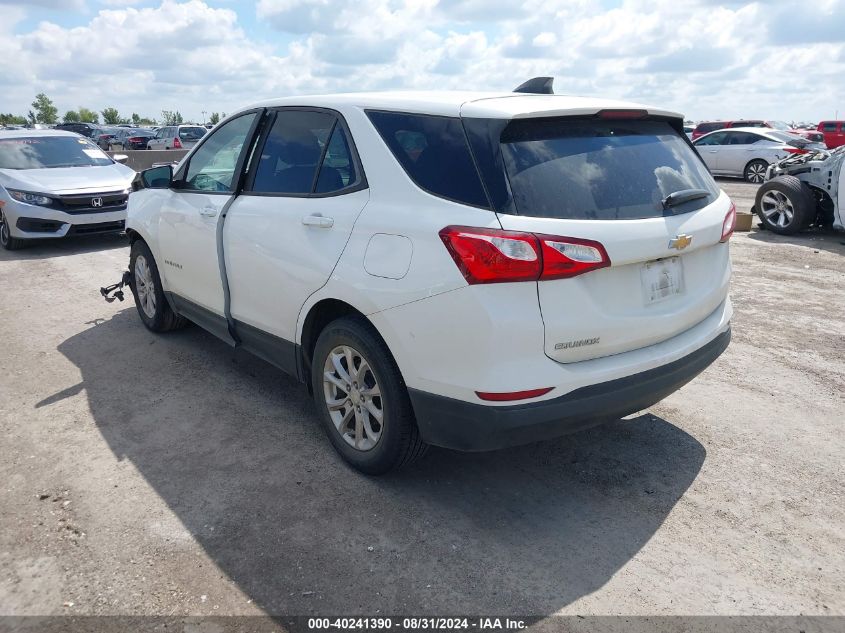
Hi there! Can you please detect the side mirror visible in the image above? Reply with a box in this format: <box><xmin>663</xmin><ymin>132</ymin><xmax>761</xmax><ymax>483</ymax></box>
<box><xmin>140</xmin><ymin>164</ymin><xmax>173</xmax><ymax>189</ymax></box>
<box><xmin>113</xmin><ymin>154</ymin><xmax>129</xmax><ymax>165</ymax></box>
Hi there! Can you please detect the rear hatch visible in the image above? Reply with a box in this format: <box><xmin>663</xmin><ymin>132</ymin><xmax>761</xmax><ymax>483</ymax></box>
<box><xmin>178</xmin><ymin>126</ymin><xmax>206</xmax><ymax>148</ymax></box>
<box><xmin>463</xmin><ymin>112</ymin><xmax>732</xmax><ymax>363</ymax></box>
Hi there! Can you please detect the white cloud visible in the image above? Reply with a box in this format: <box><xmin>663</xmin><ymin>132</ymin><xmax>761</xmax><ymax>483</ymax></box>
<box><xmin>0</xmin><ymin>0</ymin><xmax>843</xmax><ymax>123</ymax></box>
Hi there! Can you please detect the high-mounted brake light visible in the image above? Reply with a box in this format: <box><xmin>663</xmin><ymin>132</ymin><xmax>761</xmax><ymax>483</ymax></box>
<box><xmin>597</xmin><ymin>109</ymin><xmax>648</xmax><ymax>119</ymax></box>
<box><xmin>476</xmin><ymin>387</ymin><xmax>554</xmax><ymax>402</ymax></box>
<box><xmin>439</xmin><ymin>226</ymin><xmax>611</xmax><ymax>284</ymax></box>
<box><xmin>720</xmin><ymin>201</ymin><xmax>736</xmax><ymax>243</ymax></box>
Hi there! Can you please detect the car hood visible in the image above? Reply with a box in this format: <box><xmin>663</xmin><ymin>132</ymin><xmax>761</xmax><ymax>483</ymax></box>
<box><xmin>0</xmin><ymin>163</ymin><xmax>135</xmax><ymax>195</ymax></box>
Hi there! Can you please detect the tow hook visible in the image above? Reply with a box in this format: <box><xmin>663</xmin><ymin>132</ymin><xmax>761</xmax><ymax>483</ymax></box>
<box><xmin>100</xmin><ymin>270</ymin><xmax>132</xmax><ymax>303</ymax></box>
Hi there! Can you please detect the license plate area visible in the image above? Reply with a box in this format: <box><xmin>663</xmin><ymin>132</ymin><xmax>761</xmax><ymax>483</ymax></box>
<box><xmin>641</xmin><ymin>256</ymin><xmax>684</xmax><ymax>305</ymax></box>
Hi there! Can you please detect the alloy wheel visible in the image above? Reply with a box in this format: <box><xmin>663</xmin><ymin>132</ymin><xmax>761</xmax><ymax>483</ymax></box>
<box><xmin>0</xmin><ymin>212</ymin><xmax>8</xmax><ymax>246</ymax></box>
<box><xmin>760</xmin><ymin>191</ymin><xmax>795</xmax><ymax>228</ymax></box>
<box><xmin>746</xmin><ymin>163</ymin><xmax>767</xmax><ymax>183</ymax></box>
<box><xmin>322</xmin><ymin>344</ymin><xmax>384</xmax><ymax>451</ymax></box>
<box><xmin>134</xmin><ymin>254</ymin><xmax>157</xmax><ymax>318</ymax></box>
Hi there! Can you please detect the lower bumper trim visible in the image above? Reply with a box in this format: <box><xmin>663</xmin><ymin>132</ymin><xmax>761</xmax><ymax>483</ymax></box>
<box><xmin>408</xmin><ymin>328</ymin><xmax>731</xmax><ymax>452</ymax></box>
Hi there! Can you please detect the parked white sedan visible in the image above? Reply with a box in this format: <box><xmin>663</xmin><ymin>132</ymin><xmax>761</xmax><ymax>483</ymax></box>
<box><xmin>693</xmin><ymin>127</ymin><xmax>823</xmax><ymax>183</ymax></box>
<box><xmin>0</xmin><ymin>130</ymin><xmax>135</xmax><ymax>250</ymax></box>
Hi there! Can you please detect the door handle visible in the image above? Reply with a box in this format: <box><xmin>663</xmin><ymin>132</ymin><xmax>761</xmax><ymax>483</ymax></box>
<box><xmin>302</xmin><ymin>214</ymin><xmax>334</xmax><ymax>228</ymax></box>
<box><xmin>199</xmin><ymin>206</ymin><xmax>218</xmax><ymax>218</ymax></box>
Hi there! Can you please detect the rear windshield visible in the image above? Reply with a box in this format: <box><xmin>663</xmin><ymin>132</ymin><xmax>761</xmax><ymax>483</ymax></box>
<box><xmin>492</xmin><ymin>118</ymin><xmax>718</xmax><ymax>220</ymax></box>
<box><xmin>0</xmin><ymin>136</ymin><xmax>113</xmax><ymax>169</ymax></box>
<box><xmin>179</xmin><ymin>127</ymin><xmax>206</xmax><ymax>140</ymax></box>
<box><xmin>766</xmin><ymin>130</ymin><xmax>810</xmax><ymax>148</ymax></box>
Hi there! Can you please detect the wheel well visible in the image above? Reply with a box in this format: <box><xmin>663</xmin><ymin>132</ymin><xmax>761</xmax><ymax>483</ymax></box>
<box><xmin>299</xmin><ymin>299</ymin><xmax>368</xmax><ymax>381</ymax></box>
<box><xmin>745</xmin><ymin>158</ymin><xmax>768</xmax><ymax>171</ymax></box>
<box><xmin>125</xmin><ymin>228</ymin><xmax>142</xmax><ymax>245</ymax></box>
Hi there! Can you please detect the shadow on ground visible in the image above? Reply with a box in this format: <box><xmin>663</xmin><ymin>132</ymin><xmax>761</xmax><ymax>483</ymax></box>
<box><xmin>746</xmin><ymin>226</ymin><xmax>845</xmax><ymax>255</ymax></box>
<box><xmin>0</xmin><ymin>233</ymin><xmax>127</xmax><ymax>261</ymax></box>
<box><xmin>54</xmin><ymin>309</ymin><xmax>706</xmax><ymax>615</ymax></box>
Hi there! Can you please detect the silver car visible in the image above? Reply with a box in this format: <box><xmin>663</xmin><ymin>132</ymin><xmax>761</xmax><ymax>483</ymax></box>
<box><xmin>0</xmin><ymin>130</ymin><xmax>135</xmax><ymax>250</ymax></box>
<box><xmin>693</xmin><ymin>127</ymin><xmax>824</xmax><ymax>183</ymax></box>
<box><xmin>146</xmin><ymin>125</ymin><xmax>206</xmax><ymax>150</ymax></box>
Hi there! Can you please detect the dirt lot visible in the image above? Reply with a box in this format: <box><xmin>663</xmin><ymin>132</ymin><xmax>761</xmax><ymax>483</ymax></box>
<box><xmin>1</xmin><ymin>179</ymin><xmax>843</xmax><ymax>620</ymax></box>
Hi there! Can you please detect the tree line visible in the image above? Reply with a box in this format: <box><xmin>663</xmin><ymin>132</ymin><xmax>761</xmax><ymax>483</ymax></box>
<box><xmin>1</xmin><ymin>93</ymin><xmax>223</xmax><ymax>127</ymax></box>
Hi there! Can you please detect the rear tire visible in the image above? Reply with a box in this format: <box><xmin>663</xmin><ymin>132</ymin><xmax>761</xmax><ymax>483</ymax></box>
<box><xmin>310</xmin><ymin>317</ymin><xmax>427</xmax><ymax>475</ymax></box>
<box><xmin>754</xmin><ymin>176</ymin><xmax>816</xmax><ymax>235</ymax></box>
<box><xmin>129</xmin><ymin>240</ymin><xmax>187</xmax><ymax>332</ymax></box>
<box><xmin>744</xmin><ymin>159</ymin><xmax>768</xmax><ymax>183</ymax></box>
<box><xmin>0</xmin><ymin>211</ymin><xmax>25</xmax><ymax>251</ymax></box>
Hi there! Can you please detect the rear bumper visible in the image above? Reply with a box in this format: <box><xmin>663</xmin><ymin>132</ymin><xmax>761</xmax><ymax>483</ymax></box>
<box><xmin>409</xmin><ymin>327</ymin><xmax>730</xmax><ymax>452</ymax></box>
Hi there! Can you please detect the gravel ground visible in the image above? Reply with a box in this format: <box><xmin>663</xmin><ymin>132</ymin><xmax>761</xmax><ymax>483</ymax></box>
<box><xmin>1</xmin><ymin>180</ymin><xmax>843</xmax><ymax>620</ymax></box>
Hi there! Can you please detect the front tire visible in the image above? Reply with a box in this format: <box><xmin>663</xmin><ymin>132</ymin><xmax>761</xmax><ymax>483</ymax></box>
<box><xmin>744</xmin><ymin>159</ymin><xmax>768</xmax><ymax>183</ymax></box>
<box><xmin>311</xmin><ymin>317</ymin><xmax>427</xmax><ymax>475</ymax></box>
<box><xmin>754</xmin><ymin>176</ymin><xmax>815</xmax><ymax>235</ymax></box>
<box><xmin>129</xmin><ymin>240</ymin><xmax>187</xmax><ymax>332</ymax></box>
<box><xmin>0</xmin><ymin>210</ymin><xmax>25</xmax><ymax>251</ymax></box>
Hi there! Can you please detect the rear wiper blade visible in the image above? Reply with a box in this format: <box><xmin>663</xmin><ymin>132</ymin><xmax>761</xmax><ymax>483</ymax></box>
<box><xmin>662</xmin><ymin>188</ymin><xmax>710</xmax><ymax>209</ymax></box>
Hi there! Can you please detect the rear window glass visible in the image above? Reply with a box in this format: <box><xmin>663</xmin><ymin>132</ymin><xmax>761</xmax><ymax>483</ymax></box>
<box><xmin>822</xmin><ymin>122</ymin><xmax>837</xmax><ymax>132</ymax></box>
<box><xmin>179</xmin><ymin>127</ymin><xmax>206</xmax><ymax>140</ymax></box>
<box><xmin>367</xmin><ymin>111</ymin><xmax>489</xmax><ymax>208</ymax></box>
<box><xmin>495</xmin><ymin>118</ymin><xmax>718</xmax><ymax>220</ymax></box>
<box><xmin>697</xmin><ymin>122</ymin><xmax>724</xmax><ymax>133</ymax></box>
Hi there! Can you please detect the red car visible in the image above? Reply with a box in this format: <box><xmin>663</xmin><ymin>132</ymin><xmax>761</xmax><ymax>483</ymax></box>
<box><xmin>818</xmin><ymin>121</ymin><xmax>845</xmax><ymax>149</ymax></box>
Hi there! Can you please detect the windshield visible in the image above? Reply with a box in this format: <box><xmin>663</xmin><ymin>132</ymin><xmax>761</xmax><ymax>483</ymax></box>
<box><xmin>179</xmin><ymin>127</ymin><xmax>206</xmax><ymax>140</ymax></box>
<box><xmin>0</xmin><ymin>136</ymin><xmax>114</xmax><ymax>169</ymax></box>
<box><xmin>488</xmin><ymin>118</ymin><xmax>719</xmax><ymax>220</ymax></box>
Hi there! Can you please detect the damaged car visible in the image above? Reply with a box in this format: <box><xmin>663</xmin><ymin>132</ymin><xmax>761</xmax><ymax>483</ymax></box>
<box><xmin>754</xmin><ymin>146</ymin><xmax>845</xmax><ymax>234</ymax></box>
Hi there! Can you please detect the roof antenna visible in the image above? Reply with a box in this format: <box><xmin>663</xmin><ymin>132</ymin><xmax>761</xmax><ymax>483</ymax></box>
<box><xmin>513</xmin><ymin>76</ymin><xmax>554</xmax><ymax>95</ymax></box>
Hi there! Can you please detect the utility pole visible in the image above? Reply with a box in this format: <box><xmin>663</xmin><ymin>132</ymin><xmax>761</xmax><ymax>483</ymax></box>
<box><xmin>201</xmin><ymin>110</ymin><xmax>207</xmax><ymax>125</ymax></box>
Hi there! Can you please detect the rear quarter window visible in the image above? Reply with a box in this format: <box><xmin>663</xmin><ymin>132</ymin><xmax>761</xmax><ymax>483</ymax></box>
<box><xmin>366</xmin><ymin>111</ymin><xmax>489</xmax><ymax>208</ymax></box>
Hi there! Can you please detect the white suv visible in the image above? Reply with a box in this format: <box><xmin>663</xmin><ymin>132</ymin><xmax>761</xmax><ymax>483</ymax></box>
<box><xmin>121</xmin><ymin>80</ymin><xmax>733</xmax><ymax>474</ymax></box>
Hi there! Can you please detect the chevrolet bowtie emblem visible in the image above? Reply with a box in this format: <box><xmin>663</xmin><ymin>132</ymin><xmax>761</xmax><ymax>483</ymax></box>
<box><xmin>669</xmin><ymin>234</ymin><xmax>692</xmax><ymax>250</ymax></box>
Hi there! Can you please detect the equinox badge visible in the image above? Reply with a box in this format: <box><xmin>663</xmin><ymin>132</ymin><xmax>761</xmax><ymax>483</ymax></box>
<box><xmin>669</xmin><ymin>234</ymin><xmax>692</xmax><ymax>251</ymax></box>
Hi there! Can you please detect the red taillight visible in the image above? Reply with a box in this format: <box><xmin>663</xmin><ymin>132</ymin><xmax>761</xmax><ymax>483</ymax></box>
<box><xmin>536</xmin><ymin>234</ymin><xmax>611</xmax><ymax>280</ymax></box>
<box><xmin>439</xmin><ymin>226</ymin><xmax>541</xmax><ymax>283</ymax></box>
<box><xmin>784</xmin><ymin>147</ymin><xmax>808</xmax><ymax>155</ymax></box>
<box><xmin>721</xmin><ymin>201</ymin><xmax>736</xmax><ymax>243</ymax></box>
<box><xmin>439</xmin><ymin>226</ymin><xmax>611</xmax><ymax>284</ymax></box>
<box><xmin>476</xmin><ymin>387</ymin><xmax>553</xmax><ymax>402</ymax></box>
<box><xmin>173</xmin><ymin>136</ymin><xmax>182</xmax><ymax>149</ymax></box>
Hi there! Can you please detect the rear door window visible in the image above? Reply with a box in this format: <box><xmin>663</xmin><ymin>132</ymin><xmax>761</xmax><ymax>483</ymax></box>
<box><xmin>491</xmin><ymin>118</ymin><xmax>718</xmax><ymax>220</ymax></box>
<box><xmin>728</xmin><ymin>132</ymin><xmax>762</xmax><ymax>145</ymax></box>
<box><xmin>367</xmin><ymin>111</ymin><xmax>489</xmax><ymax>208</ymax></box>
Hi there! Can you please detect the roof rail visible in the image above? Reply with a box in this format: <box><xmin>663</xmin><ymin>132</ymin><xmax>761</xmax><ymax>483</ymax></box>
<box><xmin>513</xmin><ymin>76</ymin><xmax>554</xmax><ymax>95</ymax></box>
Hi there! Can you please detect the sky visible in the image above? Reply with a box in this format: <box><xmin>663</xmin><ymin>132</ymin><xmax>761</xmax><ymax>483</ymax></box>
<box><xmin>0</xmin><ymin>0</ymin><xmax>843</xmax><ymax>124</ymax></box>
